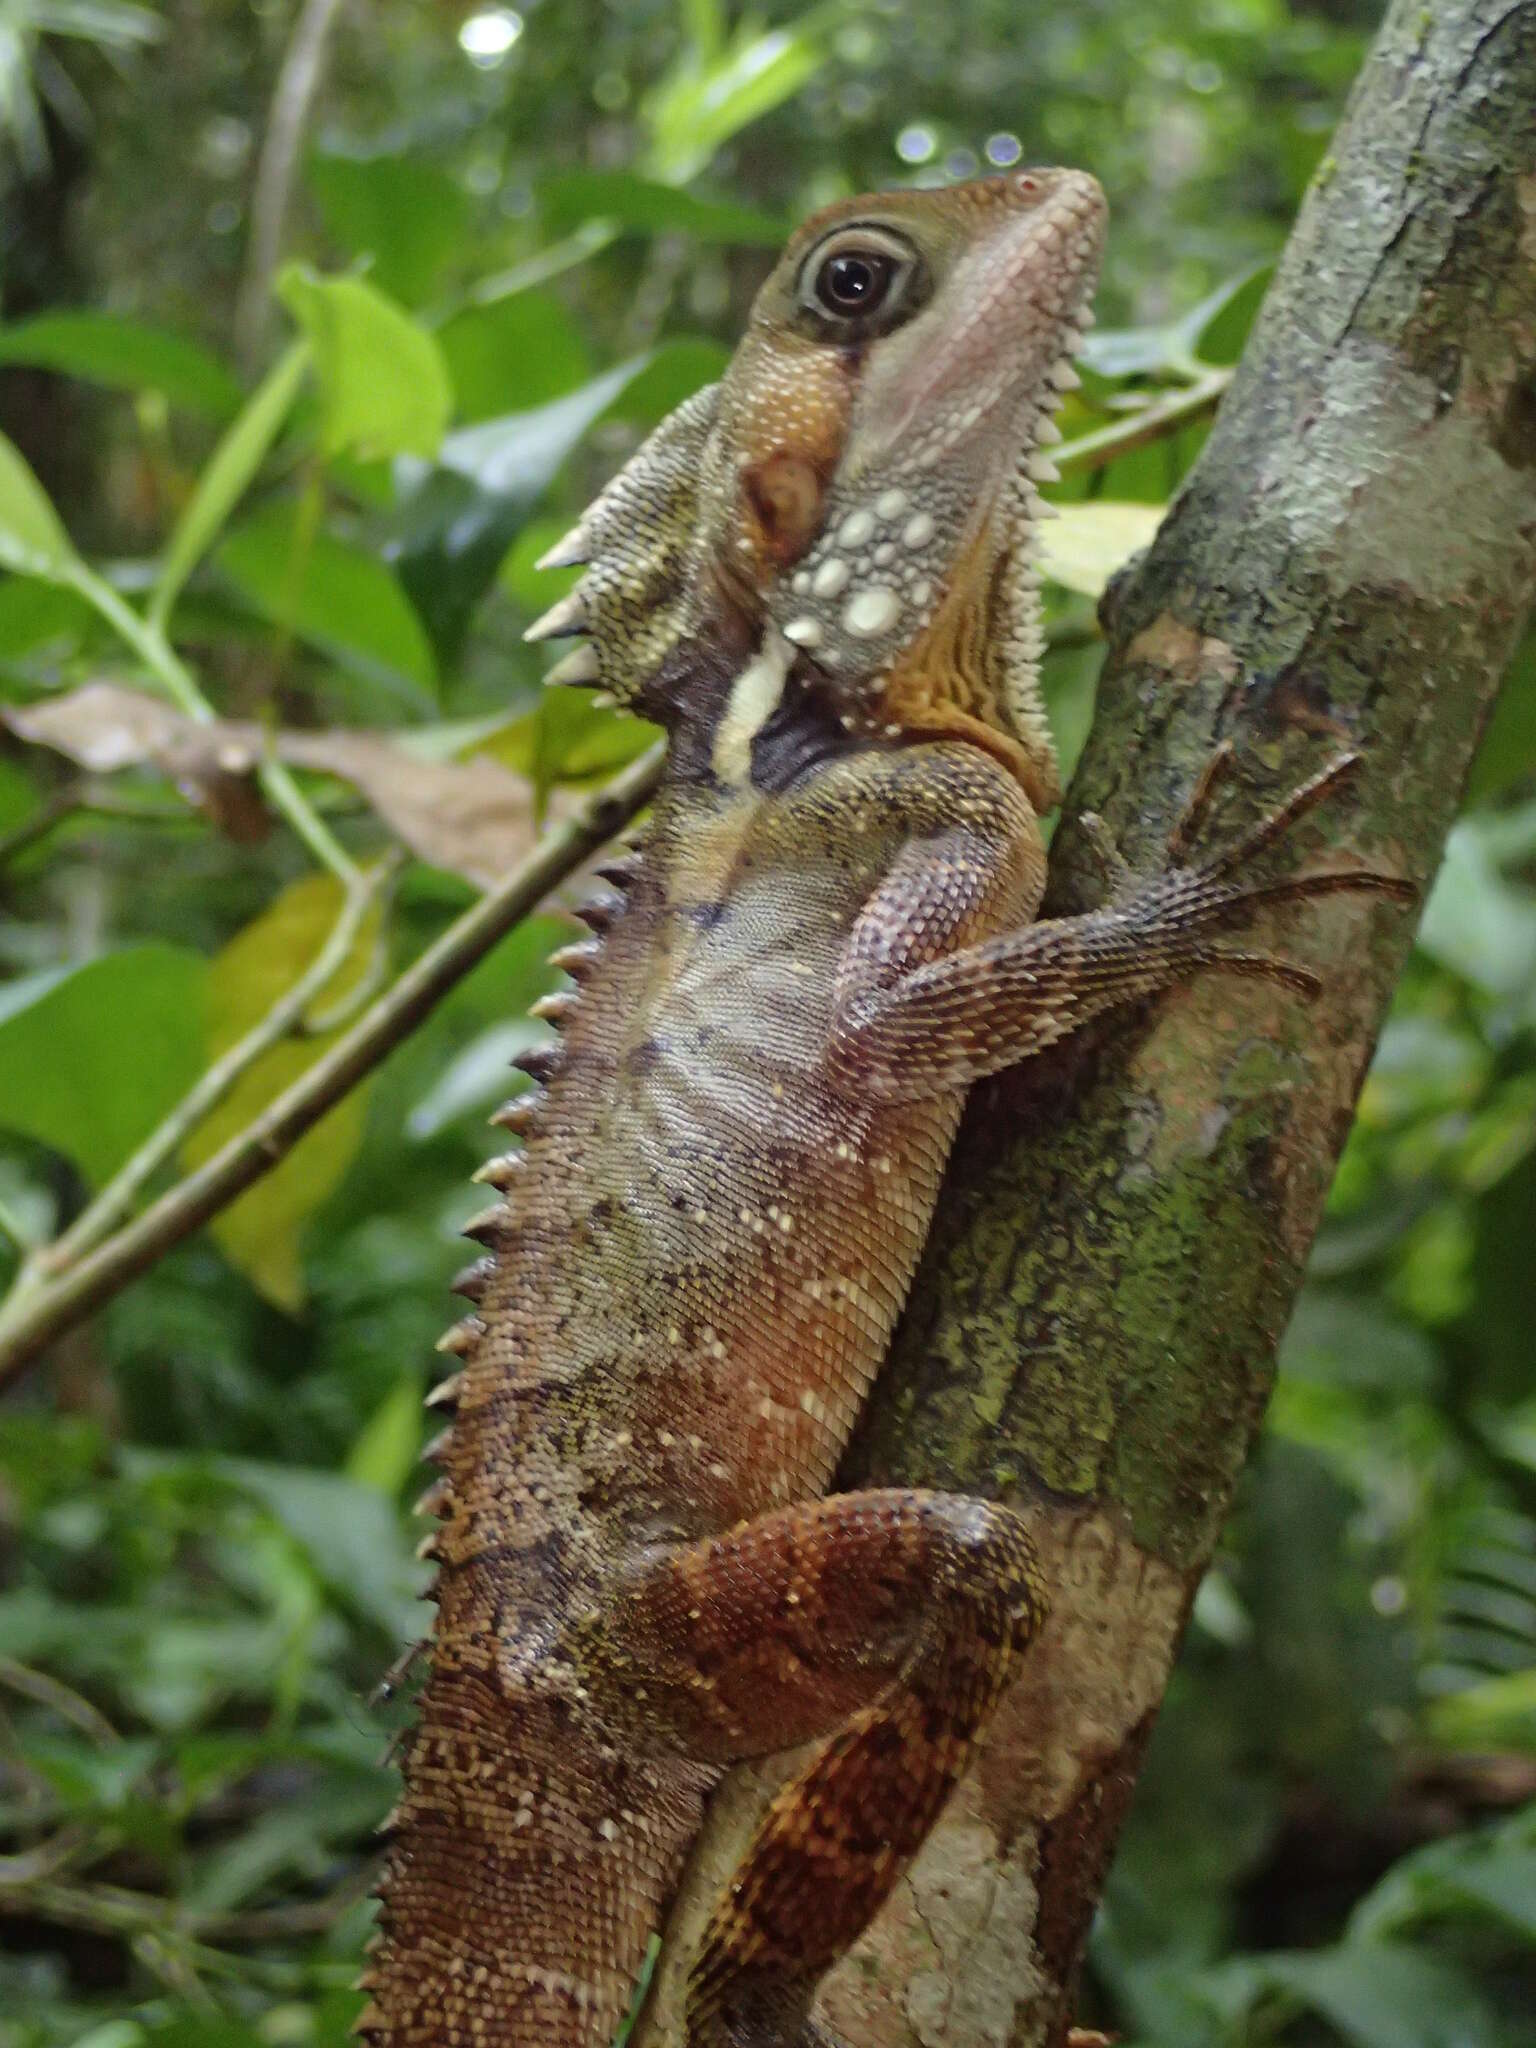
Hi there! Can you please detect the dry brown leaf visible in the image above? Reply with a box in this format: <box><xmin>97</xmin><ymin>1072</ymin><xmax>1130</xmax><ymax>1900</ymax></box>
<box><xmin>2</xmin><ymin>681</ymin><xmax>544</xmax><ymax>884</ymax></box>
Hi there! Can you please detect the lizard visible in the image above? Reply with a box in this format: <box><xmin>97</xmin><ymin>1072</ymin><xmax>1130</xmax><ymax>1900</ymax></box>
<box><xmin>359</xmin><ymin>167</ymin><xmax>1411</xmax><ymax>2048</ymax></box>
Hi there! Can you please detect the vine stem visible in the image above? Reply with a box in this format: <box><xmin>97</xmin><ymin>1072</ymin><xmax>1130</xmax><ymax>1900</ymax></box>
<box><xmin>1058</xmin><ymin>367</ymin><xmax>1231</xmax><ymax>472</ymax></box>
<box><xmin>0</xmin><ymin>743</ymin><xmax>665</xmax><ymax>1385</ymax></box>
<box><xmin>63</xmin><ymin>561</ymin><xmax>359</xmax><ymax>886</ymax></box>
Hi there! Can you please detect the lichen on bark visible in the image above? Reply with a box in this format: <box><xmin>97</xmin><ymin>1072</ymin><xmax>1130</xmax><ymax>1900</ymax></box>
<box><xmin>636</xmin><ymin>4</ymin><xmax>1536</xmax><ymax>2043</ymax></box>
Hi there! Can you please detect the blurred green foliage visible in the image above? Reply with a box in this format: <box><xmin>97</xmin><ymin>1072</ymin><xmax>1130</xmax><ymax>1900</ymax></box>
<box><xmin>0</xmin><ymin>2</ymin><xmax>1532</xmax><ymax>2045</ymax></box>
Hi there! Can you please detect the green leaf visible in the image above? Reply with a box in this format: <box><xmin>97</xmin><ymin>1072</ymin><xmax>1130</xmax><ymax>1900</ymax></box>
<box><xmin>1349</xmin><ymin>1812</ymin><xmax>1536</xmax><ymax>1943</ymax></box>
<box><xmin>538</xmin><ymin>170</ymin><xmax>786</xmax><ymax>247</ymax></box>
<box><xmin>345</xmin><ymin>1374</ymin><xmax>426</xmax><ymax>1497</ymax></box>
<box><xmin>1279</xmin><ymin>1288</ymin><xmax>1437</xmax><ymax>1396</ymax></box>
<box><xmin>0</xmin><ymin>754</ymin><xmax>37</xmax><ymax>835</ymax></box>
<box><xmin>1465</xmin><ymin>629</ymin><xmax>1536</xmax><ymax>803</ymax></box>
<box><xmin>0</xmin><ymin>311</ymin><xmax>241</xmax><ymax>418</ymax></box>
<box><xmin>30</xmin><ymin>3</ymin><xmax>162</xmax><ymax>49</ymax></box>
<box><xmin>305</xmin><ymin>148</ymin><xmax>472</xmax><ymax>307</ymax></box>
<box><xmin>1038</xmin><ymin>500</ymin><xmax>1164</xmax><ymax>597</ymax></box>
<box><xmin>217</xmin><ymin>1454</ymin><xmax>421</xmax><ymax>1637</ymax></box>
<box><xmin>150</xmin><ymin>339</ymin><xmax>310</xmax><ymax>630</ymax></box>
<box><xmin>1417</xmin><ymin>814</ymin><xmax>1536</xmax><ymax>997</ymax></box>
<box><xmin>0</xmin><ymin>428</ymin><xmax>77</xmax><ymax>580</ymax></box>
<box><xmin>642</xmin><ymin>12</ymin><xmax>831</xmax><ymax>182</ymax></box>
<box><xmin>0</xmin><ymin>946</ymin><xmax>205</xmax><ymax>1186</ymax></box>
<box><xmin>1180</xmin><ymin>265</ymin><xmax>1274</xmax><ymax>367</ymax></box>
<box><xmin>1254</xmin><ymin>1942</ymin><xmax>1502</xmax><ymax>2048</ymax></box>
<box><xmin>0</xmin><ymin>570</ymin><xmax>95</xmax><ymax>663</ymax></box>
<box><xmin>182</xmin><ymin>876</ymin><xmax>382</xmax><ymax>1310</ymax></box>
<box><xmin>482</xmin><ymin>688</ymin><xmax>658</xmax><ymax>804</ymax></box>
<box><xmin>278</xmin><ymin>265</ymin><xmax>451</xmax><ymax>460</ymax></box>
<box><xmin>437</xmin><ymin>288</ymin><xmax>593</xmax><ymax>422</ymax></box>
<box><xmin>388</xmin><ymin>353</ymin><xmax>651</xmax><ymax>662</ymax></box>
<box><xmin>216</xmin><ymin>497</ymin><xmax>437</xmax><ymax>699</ymax></box>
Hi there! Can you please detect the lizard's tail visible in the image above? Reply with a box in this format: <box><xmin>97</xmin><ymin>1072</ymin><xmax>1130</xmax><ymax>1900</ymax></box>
<box><xmin>359</xmin><ymin>1668</ymin><xmax>710</xmax><ymax>2045</ymax></box>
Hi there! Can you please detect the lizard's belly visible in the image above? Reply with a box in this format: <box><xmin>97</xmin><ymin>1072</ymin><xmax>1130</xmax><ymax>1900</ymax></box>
<box><xmin>460</xmin><ymin>923</ymin><xmax>961</xmax><ymax>1558</ymax></box>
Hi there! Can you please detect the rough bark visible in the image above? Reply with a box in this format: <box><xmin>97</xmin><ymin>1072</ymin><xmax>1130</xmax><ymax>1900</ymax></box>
<box><xmin>637</xmin><ymin>2</ymin><xmax>1536</xmax><ymax>2042</ymax></box>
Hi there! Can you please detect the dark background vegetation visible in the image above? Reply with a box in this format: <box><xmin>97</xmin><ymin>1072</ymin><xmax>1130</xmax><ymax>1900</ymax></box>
<box><xmin>0</xmin><ymin>2</ymin><xmax>1532</xmax><ymax>2044</ymax></box>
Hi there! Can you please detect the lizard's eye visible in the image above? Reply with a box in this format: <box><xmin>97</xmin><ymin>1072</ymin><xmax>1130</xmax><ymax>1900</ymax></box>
<box><xmin>816</xmin><ymin>249</ymin><xmax>893</xmax><ymax>314</ymax></box>
<box><xmin>798</xmin><ymin>227</ymin><xmax>921</xmax><ymax>330</ymax></box>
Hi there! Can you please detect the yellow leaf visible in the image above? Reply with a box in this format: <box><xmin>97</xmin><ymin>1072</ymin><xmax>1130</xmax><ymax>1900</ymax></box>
<box><xmin>183</xmin><ymin>874</ymin><xmax>382</xmax><ymax>1309</ymax></box>
<box><xmin>1038</xmin><ymin>500</ymin><xmax>1165</xmax><ymax>598</ymax></box>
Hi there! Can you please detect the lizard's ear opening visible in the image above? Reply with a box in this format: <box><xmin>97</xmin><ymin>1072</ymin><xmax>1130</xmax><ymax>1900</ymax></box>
<box><xmin>524</xmin><ymin>382</ymin><xmax>724</xmax><ymax>709</ymax></box>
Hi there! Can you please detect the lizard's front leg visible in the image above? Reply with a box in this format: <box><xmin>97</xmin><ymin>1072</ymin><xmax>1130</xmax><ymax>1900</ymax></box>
<box><xmin>830</xmin><ymin>748</ymin><xmax>1414</xmax><ymax>1102</ymax></box>
<box><xmin>583</xmin><ymin>1491</ymin><xmax>1045</xmax><ymax>2048</ymax></box>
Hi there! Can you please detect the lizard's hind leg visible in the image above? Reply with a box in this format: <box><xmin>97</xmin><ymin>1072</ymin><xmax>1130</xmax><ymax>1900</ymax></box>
<box><xmin>588</xmin><ymin>1491</ymin><xmax>1045</xmax><ymax>2048</ymax></box>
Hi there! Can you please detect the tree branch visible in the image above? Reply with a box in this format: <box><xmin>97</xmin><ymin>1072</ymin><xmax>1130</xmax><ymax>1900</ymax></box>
<box><xmin>637</xmin><ymin>3</ymin><xmax>1536</xmax><ymax>2041</ymax></box>
<box><xmin>0</xmin><ymin>744</ymin><xmax>664</xmax><ymax>1385</ymax></box>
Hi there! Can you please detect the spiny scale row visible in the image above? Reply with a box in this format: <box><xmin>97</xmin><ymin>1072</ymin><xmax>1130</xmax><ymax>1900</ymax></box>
<box><xmin>414</xmin><ymin>841</ymin><xmax>645</xmax><ymax>1518</ymax></box>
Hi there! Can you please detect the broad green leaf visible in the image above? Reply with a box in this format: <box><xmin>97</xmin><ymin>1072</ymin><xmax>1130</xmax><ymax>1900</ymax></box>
<box><xmin>216</xmin><ymin>497</ymin><xmax>437</xmax><ymax>699</ymax></box>
<box><xmin>217</xmin><ymin>1454</ymin><xmax>420</xmax><ymax>1636</ymax></box>
<box><xmin>1466</xmin><ymin>629</ymin><xmax>1536</xmax><ymax>803</ymax></box>
<box><xmin>430</xmin><ymin>355</ymin><xmax>648</xmax><ymax>502</ymax></box>
<box><xmin>30</xmin><ymin>3</ymin><xmax>162</xmax><ymax>48</ymax></box>
<box><xmin>306</xmin><ymin>148</ymin><xmax>471</xmax><ymax>307</ymax></box>
<box><xmin>438</xmin><ymin>288</ymin><xmax>593</xmax><ymax>422</ymax></box>
<box><xmin>1038</xmin><ymin>500</ymin><xmax>1163</xmax><ymax>597</ymax></box>
<box><xmin>601</xmin><ymin>338</ymin><xmax>729</xmax><ymax>427</ymax></box>
<box><xmin>0</xmin><ymin>428</ymin><xmax>77</xmax><ymax>579</ymax></box>
<box><xmin>1254</xmin><ymin>1942</ymin><xmax>1501</xmax><ymax>2048</ymax></box>
<box><xmin>404</xmin><ymin>1018</ymin><xmax>549</xmax><ymax>1143</ymax></box>
<box><xmin>1279</xmin><ymin>1288</ymin><xmax>1437</xmax><ymax>1395</ymax></box>
<box><xmin>1349</xmin><ymin>1811</ymin><xmax>1536</xmax><ymax>1942</ymax></box>
<box><xmin>0</xmin><ymin>572</ymin><xmax>95</xmax><ymax>661</ymax></box>
<box><xmin>538</xmin><ymin>170</ymin><xmax>786</xmax><ymax>247</ymax></box>
<box><xmin>1181</xmin><ymin>265</ymin><xmax>1274</xmax><ymax>366</ymax></box>
<box><xmin>0</xmin><ymin>946</ymin><xmax>205</xmax><ymax>1186</ymax></box>
<box><xmin>481</xmin><ymin>688</ymin><xmax>658</xmax><ymax>804</ymax></box>
<box><xmin>0</xmin><ymin>310</ymin><xmax>241</xmax><ymax>417</ymax></box>
<box><xmin>389</xmin><ymin>355</ymin><xmax>651</xmax><ymax>662</ymax></box>
<box><xmin>391</xmin><ymin>339</ymin><xmax>727</xmax><ymax>663</ymax></box>
<box><xmin>278</xmin><ymin>265</ymin><xmax>451</xmax><ymax>460</ymax></box>
<box><xmin>1417</xmin><ymin>814</ymin><xmax>1536</xmax><ymax>997</ymax></box>
<box><xmin>1083</xmin><ymin>269</ymin><xmax>1274</xmax><ymax>380</ymax></box>
<box><xmin>0</xmin><ymin>754</ymin><xmax>37</xmax><ymax>834</ymax></box>
<box><xmin>346</xmin><ymin>1374</ymin><xmax>427</xmax><ymax>1496</ymax></box>
<box><xmin>182</xmin><ymin>875</ymin><xmax>383</xmax><ymax>1310</ymax></box>
<box><xmin>150</xmin><ymin>339</ymin><xmax>310</xmax><ymax>630</ymax></box>
<box><xmin>1426</xmin><ymin>1665</ymin><xmax>1536</xmax><ymax>1750</ymax></box>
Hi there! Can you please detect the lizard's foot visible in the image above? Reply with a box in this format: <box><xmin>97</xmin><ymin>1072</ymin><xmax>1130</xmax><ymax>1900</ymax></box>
<box><xmin>1118</xmin><ymin>747</ymin><xmax>1415</xmax><ymax>1000</ymax></box>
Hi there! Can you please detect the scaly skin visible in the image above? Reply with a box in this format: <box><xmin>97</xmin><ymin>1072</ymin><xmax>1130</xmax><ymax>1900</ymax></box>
<box><xmin>363</xmin><ymin>171</ymin><xmax>1410</xmax><ymax>2048</ymax></box>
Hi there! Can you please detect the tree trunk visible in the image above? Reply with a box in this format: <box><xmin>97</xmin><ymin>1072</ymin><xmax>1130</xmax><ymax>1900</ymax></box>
<box><xmin>636</xmin><ymin>2</ymin><xmax>1536</xmax><ymax>2042</ymax></box>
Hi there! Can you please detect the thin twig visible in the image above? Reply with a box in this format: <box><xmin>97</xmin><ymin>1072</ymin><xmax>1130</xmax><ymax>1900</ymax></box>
<box><xmin>1057</xmin><ymin>368</ymin><xmax>1232</xmax><ymax>474</ymax></box>
<box><xmin>0</xmin><ymin>1658</ymin><xmax>120</xmax><ymax>1745</ymax></box>
<box><xmin>20</xmin><ymin>858</ymin><xmax>397</xmax><ymax>1288</ymax></box>
<box><xmin>0</xmin><ymin>743</ymin><xmax>665</xmax><ymax>1385</ymax></box>
<box><xmin>235</xmin><ymin>0</ymin><xmax>350</xmax><ymax>373</ymax></box>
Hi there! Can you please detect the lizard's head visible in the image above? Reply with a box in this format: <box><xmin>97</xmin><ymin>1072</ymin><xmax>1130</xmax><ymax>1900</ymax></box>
<box><xmin>528</xmin><ymin>168</ymin><xmax>1105</xmax><ymax>809</ymax></box>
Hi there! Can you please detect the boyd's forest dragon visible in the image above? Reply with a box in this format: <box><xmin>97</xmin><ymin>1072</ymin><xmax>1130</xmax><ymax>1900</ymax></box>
<box><xmin>363</xmin><ymin>169</ymin><xmax>1411</xmax><ymax>2047</ymax></box>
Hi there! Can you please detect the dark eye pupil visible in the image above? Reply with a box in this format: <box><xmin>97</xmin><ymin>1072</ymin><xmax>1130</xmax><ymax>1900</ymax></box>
<box><xmin>817</xmin><ymin>250</ymin><xmax>891</xmax><ymax>315</ymax></box>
